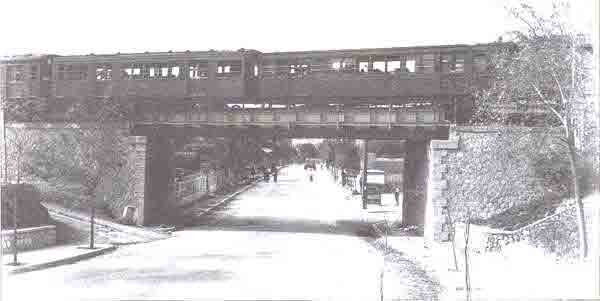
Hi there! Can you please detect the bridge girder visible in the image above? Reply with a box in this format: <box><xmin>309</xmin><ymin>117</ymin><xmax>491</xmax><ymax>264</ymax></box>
<box><xmin>131</xmin><ymin>124</ymin><xmax>449</xmax><ymax>141</ymax></box>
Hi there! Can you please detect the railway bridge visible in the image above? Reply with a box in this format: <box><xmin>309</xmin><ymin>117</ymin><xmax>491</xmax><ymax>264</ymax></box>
<box><xmin>1</xmin><ymin>42</ymin><xmax>498</xmax><ymax>226</ymax></box>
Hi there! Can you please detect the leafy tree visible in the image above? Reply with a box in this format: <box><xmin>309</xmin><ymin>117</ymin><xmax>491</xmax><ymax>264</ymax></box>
<box><xmin>472</xmin><ymin>2</ymin><xmax>595</xmax><ymax>258</ymax></box>
<box><xmin>23</xmin><ymin>96</ymin><xmax>131</xmax><ymax>247</ymax></box>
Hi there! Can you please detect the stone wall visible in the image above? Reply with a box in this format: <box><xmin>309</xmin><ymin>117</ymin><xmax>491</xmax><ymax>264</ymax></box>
<box><xmin>425</xmin><ymin>126</ymin><xmax>553</xmax><ymax>244</ymax></box>
<box><xmin>454</xmin><ymin>207</ymin><xmax>578</xmax><ymax>258</ymax></box>
<box><xmin>1</xmin><ymin>225</ymin><xmax>56</xmax><ymax>252</ymax></box>
<box><xmin>424</xmin><ymin>139</ymin><xmax>458</xmax><ymax>242</ymax></box>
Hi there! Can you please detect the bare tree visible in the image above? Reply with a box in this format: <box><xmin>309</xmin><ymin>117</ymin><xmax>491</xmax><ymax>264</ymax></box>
<box><xmin>473</xmin><ymin>1</ymin><xmax>595</xmax><ymax>259</ymax></box>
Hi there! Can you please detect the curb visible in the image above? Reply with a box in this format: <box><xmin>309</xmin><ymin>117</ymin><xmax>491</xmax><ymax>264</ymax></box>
<box><xmin>195</xmin><ymin>180</ymin><xmax>260</xmax><ymax>218</ymax></box>
<box><xmin>45</xmin><ymin>206</ymin><xmax>168</xmax><ymax>241</ymax></box>
<box><xmin>8</xmin><ymin>245</ymin><xmax>116</xmax><ymax>275</ymax></box>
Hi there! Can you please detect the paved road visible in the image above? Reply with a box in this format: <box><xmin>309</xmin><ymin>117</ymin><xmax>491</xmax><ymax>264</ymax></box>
<box><xmin>3</xmin><ymin>165</ymin><xmax>439</xmax><ymax>301</ymax></box>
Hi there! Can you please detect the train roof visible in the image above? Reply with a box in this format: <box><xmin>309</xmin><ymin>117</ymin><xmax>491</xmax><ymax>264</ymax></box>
<box><xmin>1</xmin><ymin>42</ymin><xmax>502</xmax><ymax>64</ymax></box>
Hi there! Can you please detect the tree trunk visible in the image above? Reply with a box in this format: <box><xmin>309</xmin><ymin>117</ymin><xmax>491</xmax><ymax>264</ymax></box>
<box><xmin>464</xmin><ymin>220</ymin><xmax>472</xmax><ymax>301</ymax></box>
<box><xmin>450</xmin><ymin>227</ymin><xmax>459</xmax><ymax>271</ymax></box>
<box><xmin>567</xmin><ymin>130</ymin><xmax>588</xmax><ymax>259</ymax></box>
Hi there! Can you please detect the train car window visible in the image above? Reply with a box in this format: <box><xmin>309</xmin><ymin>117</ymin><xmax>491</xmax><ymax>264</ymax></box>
<box><xmin>289</xmin><ymin>64</ymin><xmax>309</xmax><ymax>76</ymax></box>
<box><xmin>189</xmin><ymin>62</ymin><xmax>208</xmax><ymax>79</ymax></box>
<box><xmin>171</xmin><ymin>66</ymin><xmax>180</xmax><ymax>78</ymax></box>
<box><xmin>452</xmin><ymin>54</ymin><xmax>465</xmax><ymax>73</ymax></box>
<box><xmin>96</xmin><ymin>64</ymin><xmax>112</xmax><ymax>81</ymax></box>
<box><xmin>148</xmin><ymin>66</ymin><xmax>157</xmax><ymax>79</ymax></box>
<box><xmin>217</xmin><ymin>61</ymin><xmax>241</xmax><ymax>77</ymax></box>
<box><xmin>253</xmin><ymin>65</ymin><xmax>258</xmax><ymax>77</ymax></box>
<box><xmin>161</xmin><ymin>67</ymin><xmax>169</xmax><ymax>78</ymax></box>
<box><xmin>359</xmin><ymin>61</ymin><xmax>369</xmax><ymax>73</ymax></box>
<box><xmin>123</xmin><ymin>64</ymin><xmax>142</xmax><ymax>80</ymax></box>
<box><xmin>340</xmin><ymin>58</ymin><xmax>354</xmax><ymax>72</ymax></box>
<box><xmin>372</xmin><ymin>61</ymin><xmax>385</xmax><ymax>73</ymax></box>
<box><xmin>406</xmin><ymin>59</ymin><xmax>416</xmax><ymax>73</ymax></box>
<box><xmin>330</xmin><ymin>60</ymin><xmax>341</xmax><ymax>72</ymax></box>
<box><xmin>387</xmin><ymin>60</ymin><xmax>401</xmax><ymax>73</ymax></box>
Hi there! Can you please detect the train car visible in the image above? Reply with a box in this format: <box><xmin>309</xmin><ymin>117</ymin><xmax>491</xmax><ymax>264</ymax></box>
<box><xmin>1</xmin><ymin>43</ymin><xmax>501</xmax><ymax>125</ymax></box>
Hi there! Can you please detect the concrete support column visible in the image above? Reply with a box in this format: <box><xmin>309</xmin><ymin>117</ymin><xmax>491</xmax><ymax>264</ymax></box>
<box><xmin>128</xmin><ymin>136</ymin><xmax>147</xmax><ymax>225</ymax></box>
<box><xmin>145</xmin><ymin>133</ymin><xmax>177</xmax><ymax>225</ymax></box>
<box><xmin>403</xmin><ymin>139</ymin><xmax>429</xmax><ymax>226</ymax></box>
<box><xmin>424</xmin><ymin>139</ymin><xmax>459</xmax><ymax>245</ymax></box>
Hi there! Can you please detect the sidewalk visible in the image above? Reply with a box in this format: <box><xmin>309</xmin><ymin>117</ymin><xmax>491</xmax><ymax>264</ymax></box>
<box><xmin>44</xmin><ymin>202</ymin><xmax>170</xmax><ymax>244</ymax></box>
<box><xmin>3</xmin><ymin>243</ymin><xmax>115</xmax><ymax>275</ymax></box>
<box><xmin>182</xmin><ymin>179</ymin><xmax>261</xmax><ymax>221</ymax></box>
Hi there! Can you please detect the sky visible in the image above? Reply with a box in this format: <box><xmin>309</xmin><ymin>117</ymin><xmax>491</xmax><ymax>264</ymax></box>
<box><xmin>0</xmin><ymin>0</ymin><xmax>596</xmax><ymax>57</ymax></box>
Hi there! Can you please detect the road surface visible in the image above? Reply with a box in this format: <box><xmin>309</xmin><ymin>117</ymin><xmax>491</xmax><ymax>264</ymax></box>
<box><xmin>3</xmin><ymin>165</ymin><xmax>439</xmax><ymax>300</ymax></box>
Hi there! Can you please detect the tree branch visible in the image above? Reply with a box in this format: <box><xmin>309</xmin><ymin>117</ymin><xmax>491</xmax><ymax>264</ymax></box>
<box><xmin>529</xmin><ymin>83</ymin><xmax>566</xmax><ymax>130</ymax></box>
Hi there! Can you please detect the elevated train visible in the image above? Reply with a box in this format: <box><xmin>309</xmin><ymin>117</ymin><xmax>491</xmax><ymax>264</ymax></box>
<box><xmin>1</xmin><ymin>43</ymin><xmax>501</xmax><ymax>124</ymax></box>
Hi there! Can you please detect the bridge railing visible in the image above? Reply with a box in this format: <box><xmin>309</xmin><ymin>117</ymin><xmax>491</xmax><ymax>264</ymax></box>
<box><xmin>138</xmin><ymin>108</ymin><xmax>449</xmax><ymax>127</ymax></box>
<box><xmin>175</xmin><ymin>171</ymin><xmax>208</xmax><ymax>207</ymax></box>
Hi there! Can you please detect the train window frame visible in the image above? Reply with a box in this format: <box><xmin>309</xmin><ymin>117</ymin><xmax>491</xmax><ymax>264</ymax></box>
<box><xmin>452</xmin><ymin>53</ymin><xmax>465</xmax><ymax>73</ymax></box>
<box><xmin>331</xmin><ymin>61</ymin><xmax>341</xmax><ymax>71</ymax></box>
<box><xmin>359</xmin><ymin>61</ymin><xmax>369</xmax><ymax>73</ymax></box>
<box><xmin>189</xmin><ymin>62</ymin><xmax>209</xmax><ymax>79</ymax></box>
<box><xmin>171</xmin><ymin>66</ymin><xmax>180</xmax><ymax>78</ymax></box>
<box><xmin>96</xmin><ymin>64</ymin><xmax>112</xmax><ymax>81</ymax></box>
<box><xmin>406</xmin><ymin>59</ymin><xmax>416</xmax><ymax>73</ymax></box>
<box><xmin>217</xmin><ymin>61</ymin><xmax>241</xmax><ymax>78</ymax></box>
<box><xmin>372</xmin><ymin>61</ymin><xmax>385</xmax><ymax>73</ymax></box>
<box><xmin>387</xmin><ymin>60</ymin><xmax>402</xmax><ymax>73</ymax></box>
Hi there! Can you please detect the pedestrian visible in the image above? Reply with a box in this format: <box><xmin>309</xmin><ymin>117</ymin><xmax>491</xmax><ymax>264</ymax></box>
<box><xmin>394</xmin><ymin>186</ymin><xmax>400</xmax><ymax>206</ymax></box>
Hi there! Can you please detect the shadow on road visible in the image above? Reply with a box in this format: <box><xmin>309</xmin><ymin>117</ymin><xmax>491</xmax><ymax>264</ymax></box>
<box><xmin>189</xmin><ymin>214</ymin><xmax>374</xmax><ymax>237</ymax></box>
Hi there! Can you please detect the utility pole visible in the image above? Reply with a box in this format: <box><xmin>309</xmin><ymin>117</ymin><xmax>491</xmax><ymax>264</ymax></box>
<box><xmin>362</xmin><ymin>139</ymin><xmax>368</xmax><ymax>209</ymax></box>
